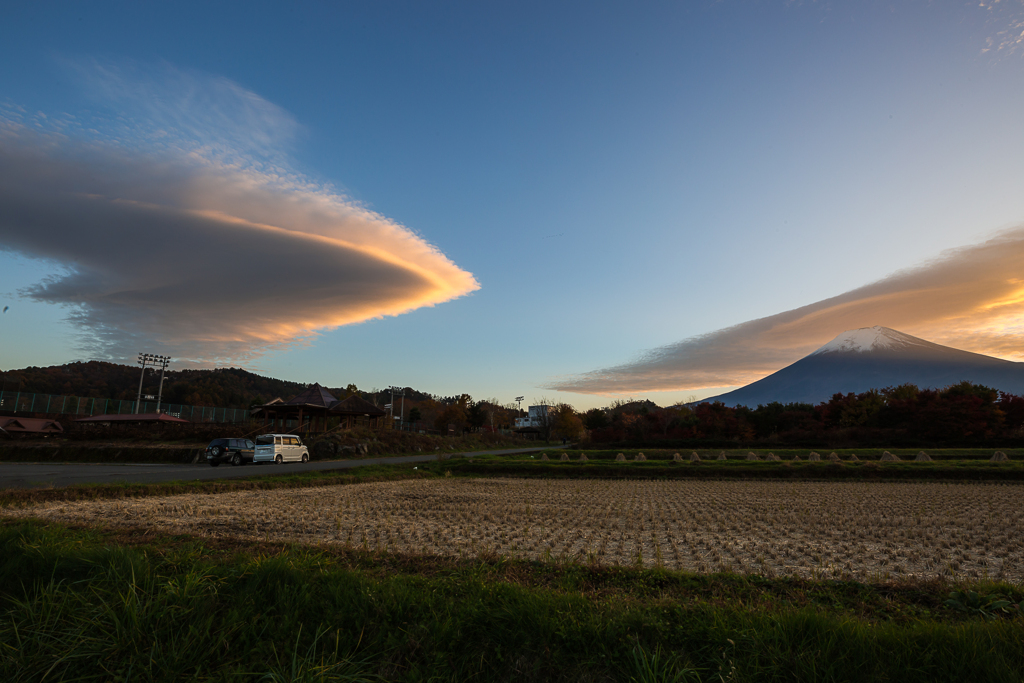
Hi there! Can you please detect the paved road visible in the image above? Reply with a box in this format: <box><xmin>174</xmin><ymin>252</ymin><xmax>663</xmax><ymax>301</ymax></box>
<box><xmin>0</xmin><ymin>446</ymin><xmax>560</xmax><ymax>489</ymax></box>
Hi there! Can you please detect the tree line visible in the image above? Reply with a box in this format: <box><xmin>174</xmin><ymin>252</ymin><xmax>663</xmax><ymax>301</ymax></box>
<box><xmin>582</xmin><ymin>382</ymin><xmax>1024</xmax><ymax>447</ymax></box>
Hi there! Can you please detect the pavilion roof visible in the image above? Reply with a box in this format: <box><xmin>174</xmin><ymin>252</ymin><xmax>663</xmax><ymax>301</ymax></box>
<box><xmin>329</xmin><ymin>394</ymin><xmax>387</xmax><ymax>417</ymax></box>
<box><xmin>284</xmin><ymin>383</ymin><xmax>338</xmax><ymax>409</ymax></box>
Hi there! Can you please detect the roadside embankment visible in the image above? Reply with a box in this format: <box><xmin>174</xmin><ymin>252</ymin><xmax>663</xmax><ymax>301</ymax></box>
<box><xmin>0</xmin><ymin>444</ymin><xmax>204</xmax><ymax>464</ymax></box>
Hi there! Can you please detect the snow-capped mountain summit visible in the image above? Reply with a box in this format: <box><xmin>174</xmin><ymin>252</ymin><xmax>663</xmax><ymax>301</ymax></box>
<box><xmin>810</xmin><ymin>326</ymin><xmax>927</xmax><ymax>355</ymax></box>
<box><xmin>702</xmin><ymin>326</ymin><xmax>1024</xmax><ymax>407</ymax></box>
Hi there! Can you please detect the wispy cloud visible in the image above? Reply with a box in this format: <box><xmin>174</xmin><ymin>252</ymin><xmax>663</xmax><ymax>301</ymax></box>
<box><xmin>0</xmin><ymin>62</ymin><xmax>479</xmax><ymax>365</ymax></box>
<box><xmin>549</xmin><ymin>228</ymin><xmax>1024</xmax><ymax>395</ymax></box>
<box><xmin>63</xmin><ymin>59</ymin><xmax>302</xmax><ymax>163</ymax></box>
<box><xmin>978</xmin><ymin>0</ymin><xmax>1024</xmax><ymax>55</ymax></box>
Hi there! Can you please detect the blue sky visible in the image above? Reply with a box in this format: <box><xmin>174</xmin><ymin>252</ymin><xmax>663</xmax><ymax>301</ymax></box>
<box><xmin>2</xmin><ymin>1</ymin><xmax>1024</xmax><ymax>409</ymax></box>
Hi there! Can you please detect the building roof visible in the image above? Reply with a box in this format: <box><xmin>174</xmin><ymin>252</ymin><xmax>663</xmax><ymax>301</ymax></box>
<box><xmin>284</xmin><ymin>383</ymin><xmax>338</xmax><ymax>409</ymax></box>
<box><xmin>252</xmin><ymin>386</ymin><xmax>386</xmax><ymax>418</ymax></box>
<box><xmin>0</xmin><ymin>417</ymin><xmax>64</xmax><ymax>434</ymax></box>
<box><xmin>329</xmin><ymin>394</ymin><xmax>387</xmax><ymax>417</ymax></box>
<box><xmin>74</xmin><ymin>413</ymin><xmax>191</xmax><ymax>424</ymax></box>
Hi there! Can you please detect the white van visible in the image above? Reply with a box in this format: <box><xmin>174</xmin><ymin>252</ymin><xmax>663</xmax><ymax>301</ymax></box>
<box><xmin>253</xmin><ymin>434</ymin><xmax>310</xmax><ymax>463</ymax></box>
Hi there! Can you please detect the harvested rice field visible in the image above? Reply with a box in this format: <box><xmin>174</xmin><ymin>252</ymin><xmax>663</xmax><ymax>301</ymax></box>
<box><xmin>9</xmin><ymin>478</ymin><xmax>1024</xmax><ymax>582</ymax></box>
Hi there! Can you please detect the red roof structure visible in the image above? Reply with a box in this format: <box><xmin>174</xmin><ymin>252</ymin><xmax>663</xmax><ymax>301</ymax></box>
<box><xmin>0</xmin><ymin>417</ymin><xmax>64</xmax><ymax>434</ymax></box>
<box><xmin>75</xmin><ymin>413</ymin><xmax>190</xmax><ymax>424</ymax></box>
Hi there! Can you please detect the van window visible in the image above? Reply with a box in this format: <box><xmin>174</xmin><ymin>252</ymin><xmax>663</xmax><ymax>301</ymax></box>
<box><xmin>276</xmin><ymin>436</ymin><xmax>283</xmax><ymax>445</ymax></box>
<box><xmin>255</xmin><ymin>436</ymin><xmax>275</xmax><ymax>446</ymax></box>
<box><xmin>286</xmin><ymin>437</ymin><xmax>298</xmax><ymax>446</ymax></box>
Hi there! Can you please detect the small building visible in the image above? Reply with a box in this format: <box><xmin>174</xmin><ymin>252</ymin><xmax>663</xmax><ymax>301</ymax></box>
<box><xmin>515</xmin><ymin>405</ymin><xmax>552</xmax><ymax>429</ymax></box>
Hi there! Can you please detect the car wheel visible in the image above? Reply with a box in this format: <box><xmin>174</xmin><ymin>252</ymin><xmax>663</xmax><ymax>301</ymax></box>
<box><xmin>231</xmin><ymin>453</ymin><xmax>241</xmax><ymax>466</ymax></box>
<box><xmin>209</xmin><ymin>461</ymin><xmax>220</xmax><ymax>467</ymax></box>
<box><xmin>301</xmin><ymin>453</ymin><xmax>308</xmax><ymax>463</ymax></box>
<box><xmin>211</xmin><ymin>446</ymin><xmax>222</xmax><ymax>457</ymax></box>
<box><xmin>275</xmin><ymin>454</ymin><xmax>282</xmax><ymax>464</ymax></box>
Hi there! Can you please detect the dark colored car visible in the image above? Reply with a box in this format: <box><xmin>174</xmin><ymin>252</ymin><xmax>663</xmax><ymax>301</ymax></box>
<box><xmin>206</xmin><ymin>438</ymin><xmax>255</xmax><ymax>467</ymax></box>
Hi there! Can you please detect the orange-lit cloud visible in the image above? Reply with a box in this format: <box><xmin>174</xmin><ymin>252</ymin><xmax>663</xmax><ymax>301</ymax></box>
<box><xmin>0</xmin><ymin>120</ymin><xmax>478</xmax><ymax>365</ymax></box>
<box><xmin>550</xmin><ymin>228</ymin><xmax>1024</xmax><ymax>395</ymax></box>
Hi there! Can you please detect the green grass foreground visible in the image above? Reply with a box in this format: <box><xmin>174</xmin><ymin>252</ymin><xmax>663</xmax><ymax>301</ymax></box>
<box><xmin>0</xmin><ymin>520</ymin><xmax>1022</xmax><ymax>682</ymax></box>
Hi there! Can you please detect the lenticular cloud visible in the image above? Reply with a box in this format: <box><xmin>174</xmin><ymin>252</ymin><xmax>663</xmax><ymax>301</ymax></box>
<box><xmin>0</xmin><ymin>118</ymin><xmax>478</xmax><ymax>365</ymax></box>
<box><xmin>550</xmin><ymin>227</ymin><xmax>1024</xmax><ymax>396</ymax></box>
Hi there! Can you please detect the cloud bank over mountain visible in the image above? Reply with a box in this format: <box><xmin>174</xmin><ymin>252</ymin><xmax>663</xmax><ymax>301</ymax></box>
<box><xmin>0</xmin><ymin>64</ymin><xmax>479</xmax><ymax>366</ymax></box>
<box><xmin>550</xmin><ymin>228</ymin><xmax>1024</xmax><ymax>395</ymax></box>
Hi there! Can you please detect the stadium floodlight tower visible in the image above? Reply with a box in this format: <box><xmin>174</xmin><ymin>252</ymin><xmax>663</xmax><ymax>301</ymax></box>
<box><xmin>153</xmin><ymin>355</ymin><xmax>171</xmax><ymax>414</ymax></box>
<box><xmin>135</xmin><ymin>353</ymin><xmax>171</xmax><ymax>414</ymax></box>
<box><xmin>515</xmin><ymin>396</ymin><xmax>524</xmax><ymax>417</ymax></box>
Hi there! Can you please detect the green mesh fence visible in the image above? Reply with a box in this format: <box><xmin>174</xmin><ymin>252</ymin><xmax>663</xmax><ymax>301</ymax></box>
<box><xmin>0</xmin><ymin>391</ymin><xmax>249</xmax><ymax>423</ymax></box>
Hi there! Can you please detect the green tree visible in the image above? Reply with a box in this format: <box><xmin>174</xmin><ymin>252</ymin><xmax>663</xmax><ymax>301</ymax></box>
<box><xmin>582</xmin><ymin>408</ymin><xmax>609</xmax><ymax>430</ymax></box>
<box><xmin>467</xmin><ymin>401</ymin><xmax>487</xmax><ymax>430</ymax></box>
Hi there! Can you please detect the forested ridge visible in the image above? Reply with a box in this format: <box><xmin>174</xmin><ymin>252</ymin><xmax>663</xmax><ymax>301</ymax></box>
<box><xmin>0</xmin><ymin>362</ymin><xmax>315</xmax><ymax>408</ymax></box>
<box><xmin>0</xmin><ymin>361</ymin><xmax>430</xmax><ymax>409</ymax></box>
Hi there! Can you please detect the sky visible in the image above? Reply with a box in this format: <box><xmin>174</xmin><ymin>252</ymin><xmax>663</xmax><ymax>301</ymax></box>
<box><xmin>2</xmin><ymin>1</ymin><xmax>1024</xmax><ymax>410</ymax></box>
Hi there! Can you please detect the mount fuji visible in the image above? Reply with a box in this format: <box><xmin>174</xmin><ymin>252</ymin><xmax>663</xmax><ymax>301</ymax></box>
<box><xmin>702</xmin><ymin>326</ymin><xmax>1024</xmax><ymax>407</ymax></box>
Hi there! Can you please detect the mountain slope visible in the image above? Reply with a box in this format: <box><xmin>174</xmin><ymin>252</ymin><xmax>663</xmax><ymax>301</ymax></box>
<box><xmin>704</xmin><ymin>326</ymin><xmax>1024</xmax><ymax>407</ymax></box>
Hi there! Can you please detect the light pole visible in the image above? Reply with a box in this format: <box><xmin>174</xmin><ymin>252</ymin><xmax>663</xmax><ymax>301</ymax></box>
<box><xmin>153</xmin><ymin>355</ymin><xmax>170</xmax><ymax>414</ymax></box>
<box><xmin>135</xmin><ymin>354</ymin><xmax>149</xmax><ymax>414</ymax></box>
<box><xmin>135</xmin><ymin>353</ymin><xmax>170</xmax><ymax>414</ymax></box>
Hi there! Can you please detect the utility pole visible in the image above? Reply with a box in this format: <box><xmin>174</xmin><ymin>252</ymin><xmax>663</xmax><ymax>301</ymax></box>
<box><xmin>389</xmin><ymin>385</ymin><xmax>405</xmax><ymax>430</ymax></box>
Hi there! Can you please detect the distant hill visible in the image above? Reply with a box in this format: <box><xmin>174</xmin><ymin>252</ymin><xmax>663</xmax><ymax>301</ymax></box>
<box><xmin>703</xmin><ymin>326</ymin><xmax>1024</xmax><ymax>407</ymax></box>
<box><xmin>0</xmin><ymin>362</ymin><xmax>313</xmax><ymax>408</ymax></box>
<box><xmin>2</xmin><ymin>362</ymin><xmax>471</xmax><ymax>411</ymax></box>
